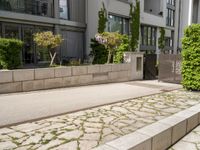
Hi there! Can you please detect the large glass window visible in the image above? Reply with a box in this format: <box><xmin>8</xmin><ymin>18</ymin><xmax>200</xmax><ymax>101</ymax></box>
<box><xmin>59</xmin><ymin>0</ymin><xmax>69</xmax><ymax>20</ymax></box>
<box><xmin>167</xmin><ymin>0</ymin><xmax>176</xmax><ymax>6</ymax></box>
<box><xmin>0</xmin><ymin>0</ymin><xmax>53</xmax><ymax>17</ymax></box>
<box><xmin>108</xmin><ymin>14</ymin><xmax>129</xmax><ymax>34</ymax></box>
<box><xmin>141</xmin><ymin>25</ymin><xmax>156</xmax><ymax>46</ymax></box>
<box><xmin>4</xmin><ymin>24</ymin><xmax>20</xmax><ymax>39</ymax></box>
<box><xmin>166</xmin><ymin>8</ymin><xmax>175</xmax><ymax>27</ymax></box>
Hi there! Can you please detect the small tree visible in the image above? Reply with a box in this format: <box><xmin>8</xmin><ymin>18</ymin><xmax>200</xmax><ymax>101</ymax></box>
<box><xmin>91</xmin><ymin>2</ymin><xmax>108</xmax><ymax>64</ymax></box>
<box><xmin>158</xmin><ymin>27</ymin><xmax>165</xmax><ymax>53</ymax></box>
<box><xmin>95</xmin><ymin>32</ymin><xmax>122</xmax><ymax>63</ymax></box>
<box><xmin>33</xmin><ymin>31</ymin><xmax>62</xmax><ymax>66</ymax></box>
<box><xmin>130</xmin><ymin>0</ymin><xmax>140</xmax><ymax>51</ymax></box>
<box><xmin>98</xmin><ymin>2</ymin><xmax>107</xmax><ymax>33</ymax></box>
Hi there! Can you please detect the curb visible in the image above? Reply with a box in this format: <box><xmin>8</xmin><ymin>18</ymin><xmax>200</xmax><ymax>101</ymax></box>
<box><xmin>93</xmin><ymin>104</ymin><xmax>200</xmax><ymax>150</ymax></box>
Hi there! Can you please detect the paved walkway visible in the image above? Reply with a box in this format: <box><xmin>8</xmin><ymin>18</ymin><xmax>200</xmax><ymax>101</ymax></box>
<box><xmin>0</xmin><ymin>89</ymin><xmax>199</xmax><ymax>150</ymax></box>
<box><xmin>169</xmin><ymin>125</ymin><xmax>200</xmax><ymax>150</ymax></box>
<box><xmin>0</xmin><ymin>80</ymin><xmax>181</xmax><ymax>127</ymax></box>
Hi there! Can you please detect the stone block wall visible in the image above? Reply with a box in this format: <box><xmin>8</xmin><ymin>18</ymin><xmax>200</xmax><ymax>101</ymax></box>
<box><xmin>0</xmin><ymin>53</ymin><xmax>144</xmax><ymax>94</ymax></box>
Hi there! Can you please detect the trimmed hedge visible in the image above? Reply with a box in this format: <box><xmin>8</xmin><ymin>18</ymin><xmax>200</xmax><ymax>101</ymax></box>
<box><xmin>182</xmin><ymin>24</ymin><xmax>200</xmax><ymax>91</ymax></box>
<box><xmin>0</xmin><ymin>38</ymin><xmax>23</xmax><ymax>69</ymax></box>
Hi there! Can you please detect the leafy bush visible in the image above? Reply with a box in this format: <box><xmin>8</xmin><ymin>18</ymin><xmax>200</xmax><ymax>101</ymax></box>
<box><xmin>114</xmin><ymin>35</ymin><xmax>129</xmax><ymax>63</ymax></box>
<box><xmin>0</xmin><ymin>38</ymin><xmax>23</xmax><ymax>69</ymax></box>
<box><xmin>90</xmin><ymin>38</ymin><xmax>108</xmax><ymax>64</ymax></box>
<box><xmin>95</xmin><ymin>32</ymin><xmax>123</xmax><ymax>63</ymax></box>
<box><xmin>182</xmin><ymin>24</ymin><xmax>200</xmax><ymax>91</ymax></box>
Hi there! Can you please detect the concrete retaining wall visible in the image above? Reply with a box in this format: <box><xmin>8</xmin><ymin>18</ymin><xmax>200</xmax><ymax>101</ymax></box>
<box><xmin>0</xmin><ymin>62</ymin><xmax>143</xmax><ymax>94</ymax></box>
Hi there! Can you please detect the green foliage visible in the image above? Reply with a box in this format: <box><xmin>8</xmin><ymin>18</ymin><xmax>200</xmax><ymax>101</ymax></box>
<box><xmin>98</xmin><ymin>2</ymin><xmax>108</xmax><ymax>33</ymax></box>
<box><xmin>0</xmin><ymin>38</ymin><xmax>23</xmax><ymax>69</ymax></box>
<box><xmin>114</xmin><ymin>35</ymin><xmax>129</xmax><ymax>63</ymax></box>
<box><xmin>90</xmin><ymin>2</ymin><xmax>108</xmax><ymax>64</ymax></box>
<box><xmin>33</xmin><ymin>31</ymin><xmax>63</xmax><ymax>66</ymax></box>
<box><xmin>158</xmin><ymin>27</ymin><xmax>165</xmax><ymax>52</ymax></box>
<box><xmin>90</xmin><ymin>38</ymin><xmax>108</xmax><ymax>64</ymax></box>
<box><xmin>181</xmin><ymin>24</ymin><xmax>200</xmax><ymax>91</ymax></box>
<box><xmin>129</xmin><ymin>0</ymin><xmax>140</xmax><ymax>51</ymax></box>
<box><xmin>95</xmin><ymin>32</ymin><xmax>123</xmax><ymax>63</ymax></box>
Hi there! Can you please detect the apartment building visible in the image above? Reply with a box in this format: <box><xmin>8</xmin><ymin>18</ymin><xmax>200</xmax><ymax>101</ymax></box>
<box><xmin>0</xmin><ymin>0</ymin><xmax>198</xmax><ymax>67</ymax></box>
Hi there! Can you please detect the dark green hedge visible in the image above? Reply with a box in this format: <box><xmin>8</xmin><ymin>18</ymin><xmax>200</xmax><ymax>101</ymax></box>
<box><xmin>182</xmin><ymin>24</ymin><xmax>200</xmax><ymax>91</ymax></box>
<box><xmin>0</xmin><ymin>38</ymin><xmax>23</xmax><ymax>69</ymax></box>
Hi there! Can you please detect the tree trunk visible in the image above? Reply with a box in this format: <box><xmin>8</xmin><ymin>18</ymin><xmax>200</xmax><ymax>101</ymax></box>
<box><xmin>107</xmin><ymin>51</ymin><xmax>112</xmax><ymax>64</ymax></box>
<box><xmin>49</xmin><ymin>51</ymin><xmax>57</xmax><ymax>66</ymax></box>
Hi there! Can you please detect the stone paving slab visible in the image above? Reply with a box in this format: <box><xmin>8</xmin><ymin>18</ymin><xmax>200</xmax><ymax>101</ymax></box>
<box><xmin>169</xmin><ymin>125</ymin><xmax>200</xmax><ymax>150</ymax></box>
<box><xmin>0</xmin><ymin>90</ymin><xmax>199</xmax><ymax>150</ymax></box>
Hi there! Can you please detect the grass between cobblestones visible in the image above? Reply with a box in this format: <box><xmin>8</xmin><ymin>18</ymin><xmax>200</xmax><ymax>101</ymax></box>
<box><xmin>0</xmin><ymin>89</ymin><xmax>200</xmax><ymax>150</ymax></box>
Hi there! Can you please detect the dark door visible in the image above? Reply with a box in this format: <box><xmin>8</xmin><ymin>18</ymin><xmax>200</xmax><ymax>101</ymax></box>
<box><xmin>144</xmin><ymin>54</ymin><xmax>157</xmax><ymax>80</ymax></box>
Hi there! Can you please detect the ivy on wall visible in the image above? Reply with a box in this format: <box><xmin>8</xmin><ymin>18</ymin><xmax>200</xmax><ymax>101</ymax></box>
<box><xmin>158</xmin><ymin>27</ymin><xmax>165</xmax><ymax>53</ymax></box>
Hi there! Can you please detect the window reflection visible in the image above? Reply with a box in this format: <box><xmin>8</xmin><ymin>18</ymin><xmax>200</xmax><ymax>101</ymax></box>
<box><xmin>59</xmin><ymin>0</ymin><xmax>69</xmax><ymax>20</ymax></box>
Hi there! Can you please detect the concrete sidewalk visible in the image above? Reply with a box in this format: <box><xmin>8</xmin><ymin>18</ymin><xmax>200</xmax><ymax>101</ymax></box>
<box><xmin>0</xmin><ymin>80</ymin><xmax>181</xmax><ymax>127</ymax></box>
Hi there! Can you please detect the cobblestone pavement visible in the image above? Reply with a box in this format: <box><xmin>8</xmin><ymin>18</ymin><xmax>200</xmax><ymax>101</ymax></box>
<box><xmin>0</xmin><ymin>90</ymin><xmax>200</xmax><ymax>150</ymax></box>
<box><xmin>169</xmin><ymin>125</ymin><xmax>200</xmax><ymax>150</ymax></box>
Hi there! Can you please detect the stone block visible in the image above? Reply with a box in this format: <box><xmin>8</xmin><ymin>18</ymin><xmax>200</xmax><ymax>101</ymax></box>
<box><xmin>187</xmin><ymin>113</ymin><xmax>199</xmax><ymax>132</ymax></box>
<box><xmin>137</xmin><ymin>122</ymin><xmax>172</xmax><ymax>150</ymax></box>
<box><xmin>99</xmin><ymin>65</ymin><xmax>112</xmax><ymax>73</ymax></box>
<box><xmin>109</xmin><ymin>71</ymin><xmax>129</xmax><ymax>81</ymax></box>
<box><xmin>79</xmin><ymin>75</ymin><xmax>93</xmax><ymax>84</ymax></box>
<box><xmin>107</xmin><ymin>131</ymin><xmax>151</xmax><ymax>150</ymax></box>
<box><xmin>111</xmin><ymin>64</ymin><xmax>123</xmax><ymax>72</ymax></box>
<box><xmin>72</xmin><ymin>66</ymin><xmax>87</xmax><ymax>76</ymax></box>
<box><xmin>13</xmin><ymin>69</ymin><xmax>34</xmax><ymax>82</ymax></box>
<box><xmin>199</xmin><ymin>112</ymin><xmax>200</xmax><ymax>123</ymax></box>
<box><xmin>93</xmin><ymin>145</ymin><xmax>117</xmax><ymax>150</ymax></box>
<box><xmin>35</xmin><ymin>68</ymin><xmax>55</xmax><ymax>80</ymax></box>
<box><xmin>93</xmin><ymin>73</ymin><xmax>108</xmax><ymax>82</ymax></box>
<box><xmin>0</xmin><ymin>70</ymin><xmax>13</xmax><ymax>83</ymax></box>
<box><xmin>44</xmin><ymin>78</ymin><xmax>63</xmax><ymax>89</ymax></box>
<box><xmin>159</xmin><ymin>115</ymin><xmax>187</xmax><ymax>144</ymax></box>
<box><xmin>22</xmin><ymin>80</ymin><xmax>44</xmax><ymax>92</ymax></box>
<box><xmin>55</xmin><ymin>67</ymin><xmax>71</xmax><ymax>78</ymax></box>
<box><xmin>88</xmin><ymin>65</ymin><xmax>100</xmax><ymax>74</ymax></box>
<box><xmin>0</xmin><ymin>82</ymin><xmax>22</xmax><ymax>94</ymax></box>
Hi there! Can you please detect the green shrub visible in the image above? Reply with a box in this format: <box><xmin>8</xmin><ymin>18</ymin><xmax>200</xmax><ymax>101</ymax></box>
<box><xmin>0</xmin><ymin>38</ymin><xmax>23</xmax><ymax>69</ymax></box>
<box><xmin>114</xmin><ymin>35</ymin><xmax>129</xmax><ymax>63</ymax></box>
<box><xmin>90</xmin><ymin>38</ymin><xmax>108</xmax><ymax>64</ymax></box>
<box><xmin>182</xmin><ymin>24</ymin><xmax>200</xmax><ymax>91</ymax></box>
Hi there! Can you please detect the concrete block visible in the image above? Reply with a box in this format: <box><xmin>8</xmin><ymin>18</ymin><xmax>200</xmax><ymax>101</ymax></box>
<box><xmin>93</xmin><ymin>145</ymin><xmax>117</xmax><ymax>150</ymax></box>
<box><xmin>88</xmin><ymin>65</ymin><xmax>100</xmax><ymax>74</ymax></box>
<box><xmin>187</xmin><ymin>113</ymin><xmax>199</xmax><ymax>132</ymax></box>
<box><xmin>44</xmin><ymin>78</ymin><xmax>63</xmax><ymax>89</ymax></box>
<box><xmin>55</xmin><ymin>67</ymin><xmax>71</xmax><ymax>78</ymax></box>
<box><xmin>72</xmin><ymin>66</ymin><xmax>87</xmax><ymax>76</ymax></box>
<box><xmin>0</xmin><ymin>82</ymin><xmax>22</xmax><ymax>94</ymax></box>
<box><xmin>35</xmin><ymin>68</ymin><xmax>55</xmax><ymax>80</ymax></box>
<box><xmin>174</xmin><ymin>110</ymin><xmax>199</xmax><ymax>133</ymax></box>
<box><xmin>22</xmin><ymin>80</ymin><xmax>44</xmax><ymax>92</ymax></box>
<box><xmin>0</xmin><ymin>70</ymin><xmax>13</xmax><ymax>83</ymax></box>
<box><xmin>13</xmin><ymin>69</ymin><xmax>34</xmax><ymax>82</ymax></box>
<box><xmin>79</xmin><ymin>75</ymin><xmax>93</xmax><ymax>84</ymax></box>
<box><xmin>107</xmin><ymin>131</ymin><xmax>151</xmax><ymax>150</ymax></box>
<box><xmin>109</xmin><ymin>71</ymin><xmax>129</xmax><ymax>81</ymax></box>
<box><xmin>159</xmin><ymin>115</ymin><xmax>187</xmax><ymax>144</ymax></box>
<box><xmin>93</xmin><ymin>73</ymin><xmax>108</xmax><ymax>82</ymax></box>
<box><xmin>99</xmin><ymin>64</ymin><xmax>112</xmax><ymax>73</ymax></box>
<box><xmin>111</xmin><ymin>64</ymin><xmax>123</xmax><ymax>72</ymax></box>
<box><xmin>137</xmin><ymin>122</ymin><xmax>172</xmax><ymax>150</ymax></box>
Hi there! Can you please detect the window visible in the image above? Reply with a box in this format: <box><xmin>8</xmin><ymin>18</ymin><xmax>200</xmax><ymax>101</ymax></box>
<box><xmin>141</xmin><ymin>25</ymin><xmax>156</xmax><ymax>46</ymax></box>
<box><xmin>165</xmin><ymin>31</ymin><xmax>174</xmax><ymax>47</ymax></box>
<box><xmin>166</xmin><ymin>8</ymin><xmax>175</xmax><ymax>27</ymax></box>
<box><xmin>4</xmin><ymin>24</ymin><xmax>20</xmax><ymax>39</ymax></box>
<box><xmin>108</xmin><ymin>14</ymin><xmax>129</xmax><ymax>34</ymax></box>
<box><xmin>167</xmin><ymin>0</ymin><xmax>176</xmax><ymax>6</ymax></box>
<box><xmin>0</xmin><ymin>0</ymin><xmax>53</xmax><ymax>17</ymax></box>
<box><xmin>59</xmin><ymin>0</ymin><xmax>69</xmax><ymax>20</ymax></box>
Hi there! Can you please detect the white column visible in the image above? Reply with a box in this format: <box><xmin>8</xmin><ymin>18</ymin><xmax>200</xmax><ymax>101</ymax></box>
<box><xmin>188</xmin><ymin>0</ymin><xmax>194</xmax><ymax>25</ymax></box>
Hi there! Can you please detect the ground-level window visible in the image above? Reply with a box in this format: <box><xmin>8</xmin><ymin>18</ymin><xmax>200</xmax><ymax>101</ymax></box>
<box><xmin>60</xmin><ymin>30</ymin><xmax>84</xmax><ymax>61</ymax></box>
<box><xmin>108</xmin><ymin>14</ymin><xmax>129</xmax><ymax>35</ymax></box>
<box><xmin>0</xmin><ymin>22</ymin><xmax>52</xmax><ymax>65</ymax></box>
<box><xmin>141</xmin><ymin>25</ymin><xmax>157</xmax><ymax>46</ymax></box>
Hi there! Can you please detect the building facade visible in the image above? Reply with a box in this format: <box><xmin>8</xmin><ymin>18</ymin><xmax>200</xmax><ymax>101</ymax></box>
<box><xmin>0</xmin><ymin>0</ymin><xmax>198</xmax><ymax>67</ymax></box>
